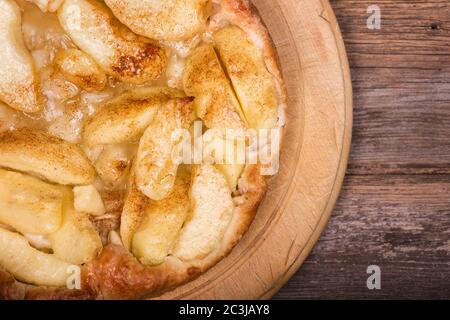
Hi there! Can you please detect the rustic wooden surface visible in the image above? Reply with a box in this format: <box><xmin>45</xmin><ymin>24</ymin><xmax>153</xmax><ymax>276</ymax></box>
<box><xmin>275</xmin><ymin>0</ymin><xmax>450</xmax><ymax>299</ymax></box>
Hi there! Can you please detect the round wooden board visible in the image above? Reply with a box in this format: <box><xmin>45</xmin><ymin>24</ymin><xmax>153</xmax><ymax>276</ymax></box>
<box><xmin>158</xmin><ymin>0</ymin><xmax>353</xmax><ymax>300</ymax></box>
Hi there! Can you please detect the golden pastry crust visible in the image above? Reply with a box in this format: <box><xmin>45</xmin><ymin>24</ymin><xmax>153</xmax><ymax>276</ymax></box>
<box><xmin>0</xmin><ymin>0</ymin><xmax>285</xmax><ymax>300</ymax></box>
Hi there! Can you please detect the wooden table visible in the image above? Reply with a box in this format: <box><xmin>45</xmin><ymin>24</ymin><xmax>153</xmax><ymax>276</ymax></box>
<box><xmin>275</xmin><ymin>0</ymin><xmax>450</xmax><ymax>299</ymax></box>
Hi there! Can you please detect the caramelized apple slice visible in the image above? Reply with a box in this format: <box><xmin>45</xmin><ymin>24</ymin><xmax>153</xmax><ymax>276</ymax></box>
<box><xmin>83</xmin><ymin>87</ymin><xmax>184</xmax><ymax>146</ymax></box>
<box><xmin>214</xmin><ymin>26</ymin><xmax>278</xmax><ymax>129</ymax></box>
<box><xmin>0</xmin><ymin>169</ymin><xmax>63</xmax><ymax>235</ymax></box>
<box><xmin>0</xmin><ymin>227</ymin><xmax>71</xmax><ymax>287</ymax></box>
<box><xmin>49</xmin><ymin>187</ymin><xmax>103</xmax><ymax>265</ymax></box>
<box><xmin>135</xmin><ymin>97</ymin><xmax>194</xmax><ymax>200</ymax></box>
<box><xmin>173</xmin><ymin>164</ymin><xmax>233</xmax><ymax>261</ymax></box>
<box><xmin>0</xmin><ymin>0</ymin><xmax>43</xmax><ymax>112</ymax></box>
<box><xmin>184</xmin><ymin>45</ymin><xmax>248</xmax><ymax>190</ymax></box>
<box><xmin>120</xmin><ymin>166</ymin><xmax>149</xmax><ymax>251</ymax></box>
<box><xmin>55</xmin><ymin>48</ymin><xmax>107</xmax><ymax>92</ymax></box>
<box><xmin>183</xmin><ymin>45</ymin><xmax>246</xmax><ymax>130</ymax></box>
<box><xmin>132</xmin><ymin>168</ymin><xmax>191</xmax><ymax>266</ymax></box>
<box><xmin>58</xmin><ymin>0</ymin><xmax>167</xmax><ymax>84</ymax></box>
<box><xmin>94</xmin><ymin>144</ymin><xmax>132</xmax><ymax>190</ymax></box>
<box><xmin>104</xmin><ymin>0</ymin><xmax>211</xmax><ymax>41</ymax></box>
<box><xmin>0</xmin><ymin>129</ymin><xmax>96</xmax><ymax>185</ymax></box>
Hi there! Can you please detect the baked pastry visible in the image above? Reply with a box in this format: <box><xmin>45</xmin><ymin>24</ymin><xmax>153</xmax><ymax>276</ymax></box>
<box><xmin>0</xmin><ymin>0</ymin><xmax>286</xmax><ymax>300</ymax></box>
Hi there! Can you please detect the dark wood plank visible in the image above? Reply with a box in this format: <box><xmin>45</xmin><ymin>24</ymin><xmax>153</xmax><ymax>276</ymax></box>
<box><xmin>275</xmin><ymin>0</ymin><xmax>450</xmax><ymax>299</ymax></box>
<box><xmin>334</xmin><ymin>0</ymin><xmax>450</xmax><ymax>175</ymax></box>
<box><xmin>276</xmin><ymin>175</ymin><xmax>450</xmax><ymax>299</ymax></box>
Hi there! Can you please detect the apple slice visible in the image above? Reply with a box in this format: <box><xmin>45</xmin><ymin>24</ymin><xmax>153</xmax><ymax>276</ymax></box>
<box><xmin>0</xmin><ymin>0</ymin><xmax>43</xmax><ymax>112</ymax></box>
<box><xmin>135</xmin><ymin>96</ymin><xmax>194</xmax><ymax>200</ymax></box>
<box><xmin>55</xmin><ymin>48</ymin><xmax>107</xmax><ymax>92</ymax></box>
<box><xmin>214</xmin><ymin>26</ymin><xmax>279</xmax><ymax>129</ymax></box>
<box><xmin>94</xmin><ymin>144</ymin><xmax>132</xmax><ymax>190</ymax></box>
<box><xmin>105</xmin><ymin>0</ymin><xmax>211</xmax><ymax>41</ymax></box>
<box><xmin>120</xmin><ymin>166</ymin><xmax>149</xmax><ymax>251</ymax></box>
<box><xmin>0</xmin><ymin>169</ymin><xmax>63</xmax><ymax>235</ymax></box>
<box><xmin>183</xmin><ymin>44</ymin><xmax>246</xmax><ymax>130</ymax></box>
<box><xmin>58</xmin><ymin>0</ymin><xmax>167</xmax><ymax>84</ymax></box>
<box><xmin>202</xmin><ymin>131</ymin><xmax>245</xmax><ymax>191</ymax></box>
<box><xmin>132</xmin><ymin>168</ymin><xmax>191</xmax><ymax>266</ymax></box>
<box><xmin>83</xmin><ymin>87</ymin><xmax>184</xmax><ymax>146</ymax></box>
<box><xmin>73</xmin><ymin>185</ymin><xmax>106</xmax><ymax>216</ymax></box>
<box><xmin>49</xmin><ymin>187</ymin><xmax>103</xmax><ymax>265</ymax></box>
<box><xmin>0</xmin><ymin>227</ymin><xmax>71</xmax><ymax>287</ymax></box>
<box><xmin>0</xmin><ymin>129</ymin><xmax>96</xmax><ymax>185</ymax></box>
<box><xmin>173</xmin><ymin>164</ymin><xmax>234</xmax><ymax>261</ymax></box>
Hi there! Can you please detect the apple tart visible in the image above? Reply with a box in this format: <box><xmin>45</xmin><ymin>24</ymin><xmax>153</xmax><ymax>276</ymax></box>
<box><xmin>0</xmin><ymin>0</ymin><xmax>287</xmax><ymax>300</ymax></box>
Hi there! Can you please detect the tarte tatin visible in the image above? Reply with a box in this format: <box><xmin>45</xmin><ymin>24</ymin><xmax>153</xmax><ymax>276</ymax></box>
<box><xmin>0</xmin><ymin>0</ymin><xmax>287</xmax><ymax>300</ymax></box>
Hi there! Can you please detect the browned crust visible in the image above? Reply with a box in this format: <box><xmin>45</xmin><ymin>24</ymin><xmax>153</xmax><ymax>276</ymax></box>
<box><xmin>0</xmin><ymin>0</ymin><xmax>285</xmax><ymax>300</ymax></box>
<box><xmin>0</xmin><ymin>268</ymin><xmax>26</xmax><ymax>300</ymax></box>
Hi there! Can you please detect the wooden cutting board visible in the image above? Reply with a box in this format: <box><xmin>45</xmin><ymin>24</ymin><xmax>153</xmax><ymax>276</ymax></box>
<box><xmin>159</xmin><ymin>0</ymin><xmax>353</xmax><ymax>299</ymax></box>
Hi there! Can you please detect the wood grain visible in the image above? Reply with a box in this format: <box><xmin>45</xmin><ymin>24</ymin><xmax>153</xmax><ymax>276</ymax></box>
<box><xmin>277</xmin><ymin>175</ymin><xmax>450</xmax><ymax>299</ymax></box>
<box><xmin>335</xmin><ymin>0</ymin><xmax>450</xmax><ymax>176</ymax></box>
<box><xmin>275</xmin><ymin>0</ymin><xmax>450</xmax><ymax>299</ymax></box>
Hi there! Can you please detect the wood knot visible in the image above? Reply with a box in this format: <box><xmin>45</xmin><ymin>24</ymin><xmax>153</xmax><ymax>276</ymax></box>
<box><xmin>430</xmin><ymin>22</ymin><xmax>440</xmax><ymax>30</ymax></box>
